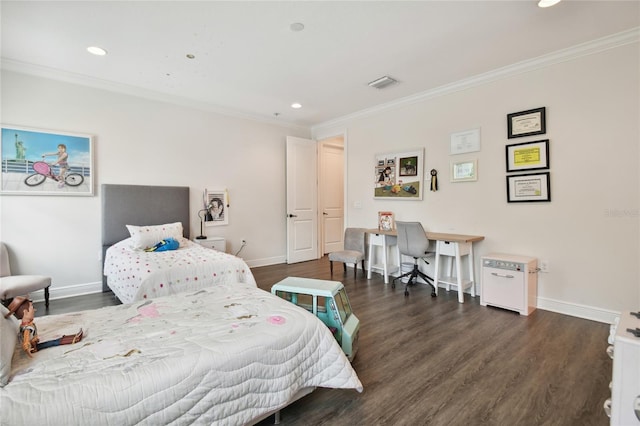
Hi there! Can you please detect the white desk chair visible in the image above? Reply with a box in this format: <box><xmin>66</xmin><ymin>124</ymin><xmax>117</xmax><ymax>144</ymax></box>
<box><xmin>392</xmin><ymin>221</ymin><xmax>436</xmax><ymax>297</ymax></box>
<box><xmin>0</xmin><ymin>242</ymin><xmax>51</xmax><ymax>307</ymax></box>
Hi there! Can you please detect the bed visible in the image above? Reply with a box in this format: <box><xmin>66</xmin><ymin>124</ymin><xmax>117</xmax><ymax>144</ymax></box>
<box><xmin>101</xmin><ymin>184</ymin><xmax>256</xmax><ymax>303</ymax></box>
<box><xmin>0</xmin><ymin>283</ymin><xmax>363</xmax><ymax>425</ymax></box>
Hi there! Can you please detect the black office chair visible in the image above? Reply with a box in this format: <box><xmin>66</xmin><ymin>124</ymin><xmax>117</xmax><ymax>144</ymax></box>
<box><xmin>392</xmin><ymin>221</ymin><xmax>437</xmax><ymax>297</ymax></box>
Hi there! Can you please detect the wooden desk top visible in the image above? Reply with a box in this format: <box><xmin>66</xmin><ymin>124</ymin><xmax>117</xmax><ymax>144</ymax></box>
<box><xmin>365</xmin><ymin>228</ymin><xmax>484</xmax><ymax>244</ymax></box>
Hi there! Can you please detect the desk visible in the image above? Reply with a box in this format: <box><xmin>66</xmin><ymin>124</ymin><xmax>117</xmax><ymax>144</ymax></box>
<box><xmin>365</xmin><ymin>229</ymin><xmax>484</xmax><ymax>303</ymax></box>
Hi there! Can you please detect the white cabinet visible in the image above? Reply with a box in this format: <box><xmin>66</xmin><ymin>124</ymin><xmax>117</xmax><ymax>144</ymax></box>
<box><xmin>193</xmin><ymin>237</ymin><xmax>226</xmax><ymax>252</ymax></box>
<box><xmin>607</xmin><ymin>313</ymin><xmax>640</xmax><ymax>425</ymax></box>
<box><xmin>480</xmin><ymin>253</ymin><xmax>537</xmax><ymax>315</ymax></box>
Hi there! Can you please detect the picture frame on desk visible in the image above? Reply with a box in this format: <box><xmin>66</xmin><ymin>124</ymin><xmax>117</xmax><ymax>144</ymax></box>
<box><xmin>378</xmin><ymin>211</ymin><xmax>394</xmax><ymax>231</ymax></box>
<box><xmin>506</xmin><ymin>172</ymin><xmax>551</xmax><ymax>203</ymax></box>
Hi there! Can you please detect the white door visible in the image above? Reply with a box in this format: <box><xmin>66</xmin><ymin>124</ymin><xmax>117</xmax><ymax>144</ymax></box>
<box><xmin>286</xmin><ymin>136</ymin><xmax>318</xmax><ymax>263</ymax></box>
<box><xmin>319</xmin><ymin>138</ymin><xmax>344</xmax><ymax>254</ymax></box>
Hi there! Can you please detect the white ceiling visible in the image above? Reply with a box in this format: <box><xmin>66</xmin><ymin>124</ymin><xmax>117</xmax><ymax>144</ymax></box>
<box><xmin>2</xmin><ymin>1</ymin><xmax>639</xmax><ymax>128</ymax></box>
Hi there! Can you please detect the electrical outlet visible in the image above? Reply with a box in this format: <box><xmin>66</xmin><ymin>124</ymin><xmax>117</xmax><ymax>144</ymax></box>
<box><xmin>539</xmin><ymin>259</ymin><xmax>549</xmax><ymax>273</ymax></box>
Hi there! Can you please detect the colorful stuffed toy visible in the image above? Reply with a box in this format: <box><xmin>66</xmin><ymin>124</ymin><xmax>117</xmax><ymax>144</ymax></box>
<box><xmin>4</xmin><ymin>296</ymin><xmax>83</xmax><ymax>357</ymax></box>
<box><xmin>144</xmin><ymin>237</ymin><xmax>180</xmax><ymax>252</ymax></box>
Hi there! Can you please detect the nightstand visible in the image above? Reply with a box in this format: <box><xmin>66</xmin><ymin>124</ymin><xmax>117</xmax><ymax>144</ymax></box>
<box><xmin>193</xmin><ymin>237</ymin><xmax>226</xmax><ymax>252</ymax></box>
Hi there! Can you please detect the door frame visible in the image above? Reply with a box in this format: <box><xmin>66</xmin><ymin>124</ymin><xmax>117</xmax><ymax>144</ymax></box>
<box><xmin>318</xmin><ymin>136</ymin><xmax>345</xmax><ymax>255</ymax></box>
<box><xmin>313</xmin><ymin>129</ymin><xmax>348</xmax><ymax>257</ymax></box>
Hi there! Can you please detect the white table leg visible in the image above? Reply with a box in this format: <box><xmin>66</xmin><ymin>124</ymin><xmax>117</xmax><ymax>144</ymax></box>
<box><xmin>446</xmin><ymin>256</ymin><xmax>454</xmax><ymax>291</ymax></box>
<box><xmin>468</xmin><ymin>245</ymin><xmax>476</xmax><ymax>297</ymax></box>
<box><xmin>454</xmin><ymin>243</ymin><xmax>465</xmax><ymax>303</ymax></box>
<box><xmin>367</xmin><ymin>236</ymin><xmax>374</xmax><ymax>280</ymax></box>
<box><xmin>382</xmin><ymin>235</ymin><xmax>389</xmax><ymax>283</ymax></box>
<box><xmin>434</xmin><ymin>243</ymin><xmax>440</xmax><ymax>295</ymax></box>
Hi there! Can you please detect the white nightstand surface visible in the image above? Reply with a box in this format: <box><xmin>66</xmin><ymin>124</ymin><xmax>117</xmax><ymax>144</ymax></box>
<box><xmin>193</xmin><ymin>237</ymin><xmax>226</xmax><ymax>252</ymax></box>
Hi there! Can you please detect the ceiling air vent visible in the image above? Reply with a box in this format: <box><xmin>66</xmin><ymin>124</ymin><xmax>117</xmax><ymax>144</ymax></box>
<box><xmin>368</xmin><ymin>76</ymin><xmax>398</xmax><ymax>89</ymax></box>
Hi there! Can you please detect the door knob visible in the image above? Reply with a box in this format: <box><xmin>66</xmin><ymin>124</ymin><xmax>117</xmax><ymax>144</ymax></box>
<box><xmin>323</xmin><ymin>212</ymin><xmax>328</xmax><ymax>215</ymax></box>
<box><xmin>287</xmin><ymin>214</ymin><xmax>297</xmax><ymax>218</ymax></box>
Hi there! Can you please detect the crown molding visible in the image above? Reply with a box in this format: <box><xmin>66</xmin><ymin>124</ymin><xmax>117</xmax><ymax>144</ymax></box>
<box><xmin>0</xmin><ymin>59</ymin><xmax>309</xmax><ymax>132</ymax></box>
<box><xmin>313</xmin><ymin>27</ymin><xmax>640</xmax><ymax>133</ymax></box>
<box><xmin>2</xmin><ymin>27</ymin><xmax>637</xmax><ymax>134</ymax></box>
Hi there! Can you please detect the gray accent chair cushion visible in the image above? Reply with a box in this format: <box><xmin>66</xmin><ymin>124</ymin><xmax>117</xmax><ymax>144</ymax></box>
<box><xmin>328</xmin><ymin>228</ymin><xmax>367</xmax><ymax>278</ymax></box>
<box><xmin>0</xmin><ymin>243</ymin><xmax>51</xmax><ymax>307</ymax></box>
<box><xmin>393</xmin><ymin>221</ymin><xmax>436</xmax><ymax>297</ymax></box>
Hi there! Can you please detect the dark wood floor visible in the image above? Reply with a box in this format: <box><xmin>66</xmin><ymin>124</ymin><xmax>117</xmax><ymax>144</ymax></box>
<box><xmin>35</xmin><ymin>256</ymin><xmax>612</xmax><ymax>426</ymax></box>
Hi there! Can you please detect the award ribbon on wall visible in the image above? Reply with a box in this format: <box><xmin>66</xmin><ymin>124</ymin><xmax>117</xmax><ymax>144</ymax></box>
<box><xmin>430</xmin><ymin>169</ymin><xmax>438</xmax><ymax>191</ymax></box>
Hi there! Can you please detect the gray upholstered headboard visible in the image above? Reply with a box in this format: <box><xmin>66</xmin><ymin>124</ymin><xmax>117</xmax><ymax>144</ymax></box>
<box><xmin>101</xmin><ymin>184</ymin><xmax>190</xmax><ymax>291</ymax></box>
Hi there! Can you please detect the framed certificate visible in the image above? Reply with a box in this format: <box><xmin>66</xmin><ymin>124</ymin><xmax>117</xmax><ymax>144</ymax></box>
<box><xmin>505</xmin><ymin>139</ymin><xmax>549</xmax><ymax>172</ymax></box>
<box><xmin>506</xmin><ymin>172</ymin><xmax>551</xmax><ymax>203</ymax></box>
<box><xmin>450</xmin><ymin>159</ymin><xmax>477</xmax><ymax>182</ymax></box>
<box><xmin>507</xmin><ymin>107</ymin><xmax>546</xmax><ymax>139</ymax></box>
<box><xmin>450</xmin><ymin>128</ymin><xmax>481</xmax><ymax>155</ymax></box>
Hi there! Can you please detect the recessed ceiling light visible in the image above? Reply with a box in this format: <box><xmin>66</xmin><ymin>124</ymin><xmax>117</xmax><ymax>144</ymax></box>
<box><xmin>291</xmin><ymin>103</ymin><xmax>302</xmax><ymax>109</ymax></box>
<box><xmin>290</xmin><ymin>22</ymin><xmax>305</xmax><ymax>32</ymax></box>
<box><xmin>87</xmin><ymin>46</ymin><xmax>107</xmax><ymax>56</ymax></box>
<box><xmin>538</xmin><ymin>0</ymin><xmax>561</xmax><ymax>7</ymax></box>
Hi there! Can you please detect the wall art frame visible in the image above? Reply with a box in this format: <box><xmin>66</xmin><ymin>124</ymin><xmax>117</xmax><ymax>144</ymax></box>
<box><xmin>450</xmin><ymin>159</ymin><xmax>478</xmax><ymax>182</ymax></box>
<box><xmin>506</xmin><ymin>172</ymin><xmax>551</xmax><ymax>203</ymax></box>
<box><xmin>1</xmin><ymin>124</ymin><xmax>93</xmax><ymax>196</ymax></box>
<box><xmin>506</xmin><ymin>139</ymin><xmax>549</xmax><ymax>173</ymax></box>
<box><xmin>204</xmin><ymin>188</ymin><xmax>229</xmax><ymax>226</ymax></box>
<box><xmin>374</xmin><ymin>148</ymin><xmax>424</xmax><ymax>200</ymax></box>
<box><xmin>450</xmin><ymin>128</ymin><xmax>481</xmax><ymax>155</ymax></box>
<box><xmin>507</xmin><ymin>107</ymin><xmax>546</xmax><ymax>139</ymax></box>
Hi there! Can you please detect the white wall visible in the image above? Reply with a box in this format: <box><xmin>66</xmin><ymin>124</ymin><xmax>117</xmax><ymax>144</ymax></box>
<box><xmin>314</xmin><ymin>42</ymin><xmax>639</xmax><ymax>322</ymax></box>
<box><xmin>1</xmin><ymin>71</ymin><xmax>309</xmax><ymax>297</ymax></box>
<box><xmin>2</xmin><ymin>39</ymin><xmax>638</xmax><ymax>322</ymax></box>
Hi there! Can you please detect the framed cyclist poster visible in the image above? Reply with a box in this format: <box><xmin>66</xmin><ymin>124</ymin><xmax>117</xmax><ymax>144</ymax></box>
<box><xmin>0</xmin><ymin>125</ymin><xmax>93</xmax><ymax>196</ymax></box>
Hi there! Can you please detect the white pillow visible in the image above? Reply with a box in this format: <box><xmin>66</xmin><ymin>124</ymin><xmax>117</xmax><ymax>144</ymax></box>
<box><xmin>126</xmin><ymin>222</ymin><xmax>183</xmax><ymax>250</ymax></box>
<box><xmin>0</xmin><ymin>304</ymin><xmax>19</xmax><ymax>387</ymax></box>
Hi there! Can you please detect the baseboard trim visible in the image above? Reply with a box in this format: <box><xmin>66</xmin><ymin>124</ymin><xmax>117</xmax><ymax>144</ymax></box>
<box><xmin>30</xmin><ymin>281</ymin><xmax>104</xmax><ymax>302</ymax></box>
<box><xmin>375</xmin><ymin>269</ymin><xmax>620</xmax><ymax>324</ymax></box>
<box><xmin>244</xmin><ymin>255</ymin><xmax>287</xmax><ymax>268</ymax></box>
<box><xmin>30</xmin><ymin>269</ymin><xmax>622</xmax><ymax>325</ymax></box>
<box><xmin>536</xmin><ymin>296</ymin><xmax>620</xmax><ymax>325</ymax></box>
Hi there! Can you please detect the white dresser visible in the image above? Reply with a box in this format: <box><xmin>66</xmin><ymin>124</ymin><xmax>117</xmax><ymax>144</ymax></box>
<box><xmin>193</xmin><ymin>237</ymin><xmax>226</xmax><ymax>252</ymax></box>
<box><xmin>606</xmin><ymin>312</ymin><xmax>640</xmax><ymax>425</ymax></box>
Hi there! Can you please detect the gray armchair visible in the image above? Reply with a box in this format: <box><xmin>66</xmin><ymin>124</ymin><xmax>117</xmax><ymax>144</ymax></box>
<box><xmin>0</xmin><ymin>242</ymin><xmax>51</xmax><ymax>307</ymax></box>
<box><xmin>392</xmin><ymin>221</ymin><xmax>436</xmax><ymax>297</ymax></box>
<box><xmin>328</xmin><ymin>228</ymin><xmax>366</xmax><ymax>279</ymax></box>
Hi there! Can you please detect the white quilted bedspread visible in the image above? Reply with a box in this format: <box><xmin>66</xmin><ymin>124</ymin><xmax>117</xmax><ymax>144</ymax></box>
<box><xmin>1</xmin><ymin>283</ymin><xmax>362</xmax><ymax>425</ymax></box>
<box><xmin>104</xmin><ymin>238</ymin><xmax>257</xmax><ymax>303</ymax></box>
